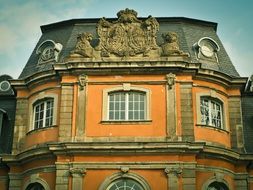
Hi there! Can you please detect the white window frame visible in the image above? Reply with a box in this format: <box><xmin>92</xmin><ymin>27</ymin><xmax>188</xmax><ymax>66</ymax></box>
<box><xmin>29</xmin><ymin>93</ymin><xmax>58</xmax><ymax>131</ymax></box>
<box><xmin>36</xmin><ymin>40</ymin><xmax>63</xmax><ymax>64</ymax></box>
<box><xmin>196</xmin><ymin>91</ymin><xmax>227</xmax><ymax>130</ymax></box>
<box><xmin>200</xmin><ymin>97</ymin><xmax>223</xmax><ymax>128</ymax></box>
<box><xmin>102</xmin><ymin>84</ymin><xmax>151</xmax><ymax>121</ymax></box>
<box><xmin>33</xmin><ymin>98</ymin><xmax>54</xmax><ymax>129</ymax></box>
<box><xmin>108</xmin><ymin>91</ymin><xmax>146</xmax><ymax>121</ymax></box>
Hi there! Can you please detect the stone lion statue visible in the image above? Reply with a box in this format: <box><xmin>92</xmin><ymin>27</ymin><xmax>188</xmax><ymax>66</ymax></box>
<box><xmin>161</xmin><ymin>32</ymin><xmax>184</xmax><ymax>56</ymax></box>
<box><xmin>71</xmin><ymin>32</ymin><xmax>94</xmax><ymax>57</ymax></box>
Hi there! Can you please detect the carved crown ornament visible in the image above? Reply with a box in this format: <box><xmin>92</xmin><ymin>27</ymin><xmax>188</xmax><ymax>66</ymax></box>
<box><xmin>69</xmin><ymin>8</ymin><xmax>188</xmax><ymax>59</ymax></box>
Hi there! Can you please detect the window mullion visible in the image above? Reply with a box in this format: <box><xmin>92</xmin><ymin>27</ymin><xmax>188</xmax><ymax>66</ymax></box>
<box><xmin>43</xmin><ymin>101</ymin><xmax>47</xmax><ymax>127</ymax></box>
<box><xmin>208</xmin><ymin>100</ymin><xmax>212</xmax><ymax>126</ymax></box>
<box><xmin>125</xmin><ymin>93</ymin><xmax>129</xmax><ymax>120</ymax></box>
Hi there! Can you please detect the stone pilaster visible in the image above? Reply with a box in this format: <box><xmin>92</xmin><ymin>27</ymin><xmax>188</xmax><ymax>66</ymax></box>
<box><xmin>180</xmin><ymin>83</ymin><xmax>194</xmax><ymax>141</ymax></box>
<box><xmin>8</xmin><ymin>173</ymin><xmax>22</xmax><ymax>190</ymax></box>
<box><xmin>55</xmin><ymin>163</ymin><xmax>69</xmax><ymax>190</ymax></box>
<box><xmin>166</xmin><ymin>73</ymin><xmax>177</xmax><ymax>140</ymax></box>
<box><xmin>228</xmin><ymin>97</ymin><xmax>244</xmax><ymax>151</ymax></box>
<box><xmin>75</xmin><ymin>75</ymin><xmax>88</xmax><ymax>139</ymax></box>
<box><xmin>59</xmin><ymin>84</ymin><xmax>74</xmax><ymax>142</ymax></box>
<box><xmin>69</xmin><ymin>167</ymin><xmax>86</xmax><ymax>190</ymax></box>
<box><xmin>164</xmin><ymin>167</ymin><xmax>182</xmax><ymax>190</ymax></box>
<box><xmin>12</xmin><ymin>98</ymin><xmax>28</xmax><ymax>154</ymax></box>
<box><xmin>234</xmin><ymin>174</ymin><xmax>248</xmax><ymax>190</ymax></box>
<box><xmin>182</xmin><ymin>169</ymin><xmax>196</xmax><ymax>190</ymax></box>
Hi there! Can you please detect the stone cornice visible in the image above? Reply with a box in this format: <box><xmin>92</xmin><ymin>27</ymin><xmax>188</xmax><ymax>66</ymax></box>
<box><xmin>1</xmin><ymin>142</ymin><xmax>253</xmax><ymax>166</ymax></box>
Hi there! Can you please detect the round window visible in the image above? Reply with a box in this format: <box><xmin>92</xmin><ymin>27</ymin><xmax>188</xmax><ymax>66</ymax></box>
<box><xmin>0</xmin><ymin>81</ymin><xmax>11</xmax><ymax>92</ymax></box>
<box><xmin>41</xmin><ymin>46</ymin><xmax>54</xmax><ymax>61</ymax></box>
<box><xmin>106</xmin><ymin>178</ymin><xmax>144</xmax><ymax>190</ymax></box>
<box><xmin>200</xmin><ymin>43</ymin><xmax>214</xmax><ymax>58</ymax></box>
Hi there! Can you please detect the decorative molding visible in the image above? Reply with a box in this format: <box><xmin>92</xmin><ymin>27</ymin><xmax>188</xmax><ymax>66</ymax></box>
<box><xmin>164</xmin><ymin>167</ymin><xmax>182</xmax><ymax>177</ymax></box>
<box><xmin>166</xmin><ymin>73</ymin><xmax>176</xmax><ymax>89</ymax></box>
<box><xmin>120</xmin><ymin>167</ymin><xmax>130</xmax><ymax>174</ymax></box>
<box><xmin>78</xmin><ymin>74</ymin><xmax>88</xmax><ymax>90</ymax></box>
<box><xmin>215</xmin><ymin>172</ymin><xmax>224</xmax><ymax>182</ymax></box>
<box><xmin>69</xmin><ymin>167</ymin><xmax>86</xmax><ymax>177</ymax></box>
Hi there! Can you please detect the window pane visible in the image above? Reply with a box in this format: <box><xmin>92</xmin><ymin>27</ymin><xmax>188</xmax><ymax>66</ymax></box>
<box><xmin>200</xmin><ymin>98</ymin><xmax>209</xmax><ymax>125</ymax></box>
<box><xmin>140</xmin><ymin>111</ymin><xmax>145</xmax><ymax>119</ymax></box>
<box><xmin>200</xmin><ymin>97</ymin><xmax>223</xmax><ymax>129</ymax></box>
<box><xmin>109</xmin><ymin>102</ymin><xmax>114</xmax><ymax>110</ymax></box>
<box><xmin>109</xmin><ymin>111</ymin><xmax>114</xmax><ymax>120</ymax></box>
<box><xmin>33</xmin><ymin>99</ymin><xmax>54</xmax><ymax>129</ymax></box>
<box><xmin>115</xmin><ymin>111</ymin><xmax>119</xmax><ymax>120</ymax></box>
<box><xmin>108</xmin><ymin>92</ymin><xmax>126</xmax><ymax>120</ymax></box>
<box><xmin>108</xmin><ymin>91</ymin><xmax>146</xmax><ymax>121</ymax></box>
<box><xmin>129</xmin><ymin>111</ymin><xmax>133</xmax><ymax>120</ymax></box>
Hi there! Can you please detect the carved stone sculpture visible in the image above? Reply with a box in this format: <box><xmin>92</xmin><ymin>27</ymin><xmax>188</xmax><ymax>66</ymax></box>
<box><xmin>161</xmin><ymin>32</ymin><xmax>184</xmax><ymax>56</ymax></box>
<box><xmin>70</xmin><ymin>32</ymin><xmax>94</xmax><ymax>57</ymax></box>
<box><xmin>96</xmin><ymin>8</ymin><xmax>159</xmax><ymax>57</ymax></box>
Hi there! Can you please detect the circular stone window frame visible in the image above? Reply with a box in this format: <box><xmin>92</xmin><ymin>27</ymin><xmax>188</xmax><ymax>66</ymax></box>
<box><xmin>23</xmin><ymin>176</ymin><xmax>50</xmax><ymax>190</ymax></box>
<box><xmin>0</xmin><ymin>80</ymin><xmax>11</xmax><ymax>92</ymax></box>
<box><xmin>201</xmin><ymin>176</ymin><xmax>230</xmax><ymax>190</ymax></box>
<box><xmin>99</xmin><ymin>172</ymin><xmax>151</xmax><ymax>190</ymax></box>
<box><xmin>194</xmin><ymin>37</ymin><xmax>220</xmax><ymax>61</ymax></box>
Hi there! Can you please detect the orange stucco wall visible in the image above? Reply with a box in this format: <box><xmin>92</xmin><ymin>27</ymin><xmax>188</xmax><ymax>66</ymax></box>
<box><xmin>81</xmin><ymin>169</ymin><xmax>167</xmax><ymax>189</ymax></box>
<box><xmin>25</xmin><ymin>126</ymin><xmax>58</xmax><ymax>148</ymax></box>
<box><xmin>85</xmin><ymin>75</ymin><xmax>167</xmax><ymax>137</ymax></box>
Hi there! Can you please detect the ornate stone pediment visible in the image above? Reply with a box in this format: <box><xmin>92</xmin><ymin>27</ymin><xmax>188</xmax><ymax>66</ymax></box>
<box><xmin>96</xmin><ymin>8</ymin><xmax>159</xmax><ymax>57</ymax></box>
<box><xmin>69</xmin><ymin>9</ymin><xmax>189</xmax><ymax>60</ymax></box>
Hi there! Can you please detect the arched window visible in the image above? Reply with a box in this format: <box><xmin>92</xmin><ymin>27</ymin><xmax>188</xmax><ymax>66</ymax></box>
<box><xmin>193</xmin><ymin>37</ymin><xmax>220</xmax><ymax>62</ymax></box>
<box><xmin>196</xmin><ymin>91</ymin><xmax>227</xmax><ymax>130</ymax></box>
<box><xmin>33</xmin><ymin>98</ymin><xmax>54</xmax><ymax>129</ymax></box>
<box><xmin>102</xmin><ymin>84</ymin><xmax>151</xmax><ymax>121</ymax></box>
<box><xmin>26</xmin><ymin>182</ymin><xmax>45</xmax><ymax>190</ymax></box>
<box><xmin>207</xmin><ymin>181</ymin><xmax>229</xmax><ymax>190</ymax></box>
<box><xmin>108</xmin><ymin>91</ymin><xmax>146</xmax><ymax>121</ymax></box>
<box><xmin>106</xmin><ymin>178</ymin><xmax>145</xmax><ymax>190</ymax></box>
<box><xmin>99</xmin><ymin>172</ymin><xmax>151</xmax><ymax>190</ymax></box>
<box><xmin>36</xmin><ymin>40</ymin><xmax>62</xmax><ymax>64</ymax></box>
<box><xmin>200</xmin><ymin>97</ymin><xmax>223</xmax><ymax>129</ymax></box>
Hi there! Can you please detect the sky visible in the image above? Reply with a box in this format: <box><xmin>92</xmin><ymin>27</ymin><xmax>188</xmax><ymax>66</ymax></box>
<box><xmin>0</xmin><ymin>0</ymin><xmax>252</xmax><ymax>79</ymax></box>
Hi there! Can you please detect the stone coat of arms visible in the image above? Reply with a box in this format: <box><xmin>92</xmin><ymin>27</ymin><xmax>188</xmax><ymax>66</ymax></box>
<box><xmin>96</xmin><ymin>8</ymin><xmax>159</xmax><ymax>57</ymax></box>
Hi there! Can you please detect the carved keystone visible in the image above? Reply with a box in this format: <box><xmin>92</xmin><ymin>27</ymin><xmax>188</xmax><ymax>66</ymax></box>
<box><xmin>166</xmin><ymin>73</ymin><xmax>176</xmax><ymax>89</ymax></box>
<box><xmin>78</xmin><ymin>74</ymin><xmax>88</xmax><ymax>90</ymax></box>
<box><xmin>69</xmin><ymin>168</ymin><xmax>86</xmax><ymax>177</ymax></box>
<box><xmin>164</xmin><ymin>167</ymin><xmax>182</xmax><ymax>177</ymax></box>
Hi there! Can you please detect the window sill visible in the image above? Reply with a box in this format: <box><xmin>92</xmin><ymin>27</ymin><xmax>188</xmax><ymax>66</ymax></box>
<box><xmin>26</xmin><ymin>125</ymin><xmax>58</xmax><ymax>135</ymax></box>
<box><xmin>196</xmin><ymin>124</ymin><xmax>229</xmax><ymax>133</ymax></box>
<box><xmin>101</xmin><ymin>120</ymin><xmax>152</xmax><ymax>125</ymax></box>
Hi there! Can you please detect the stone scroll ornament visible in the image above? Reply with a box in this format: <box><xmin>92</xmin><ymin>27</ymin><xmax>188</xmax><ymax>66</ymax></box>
<box><xmin>96</xmin><ymin>8</ymin><xmax>159</xmax><ymax>57</ymax></box>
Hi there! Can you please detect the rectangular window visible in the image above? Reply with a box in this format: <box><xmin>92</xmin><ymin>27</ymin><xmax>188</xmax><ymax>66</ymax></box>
<box><xmin>108</xmin><ymin>91</ymin><xmax>146</xmax><ymax>121</ymax></box>
<box><xmin>200</xmin><ymin>97</ymin><xmax>223</xmax><ymax>128</ymax></box>
<box><xmin>33</xmin><ymin>99</ymin><xmax>54</xmax><ymax>129</ymax></box>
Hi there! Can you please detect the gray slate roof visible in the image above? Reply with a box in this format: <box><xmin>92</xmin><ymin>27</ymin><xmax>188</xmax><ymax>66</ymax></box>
<box><xmin>19</xmin><ymin>17</ymin><xmax>240</xmax><ymax>79</ymax></box>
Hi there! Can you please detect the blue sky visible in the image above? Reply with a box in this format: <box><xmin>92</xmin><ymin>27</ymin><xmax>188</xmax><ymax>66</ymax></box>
<box><xmin>0</xmin><ymin>0</ymin><xmax>252</xmax><ymax>78</ymax></box>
